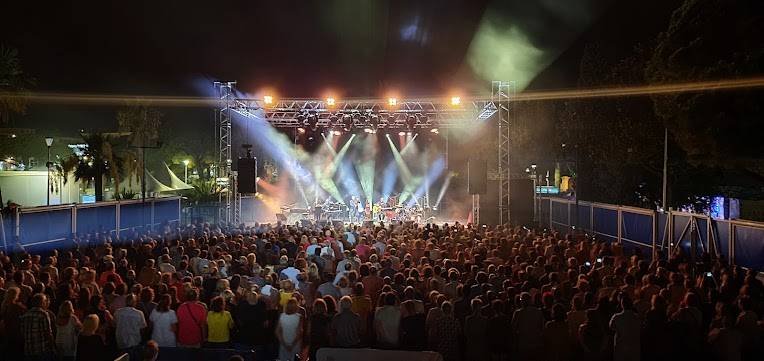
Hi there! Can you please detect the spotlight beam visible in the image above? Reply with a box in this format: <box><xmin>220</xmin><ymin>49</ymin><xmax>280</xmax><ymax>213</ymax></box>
<box><xmin>434</xmin><ymin>172</ymin><xmax>453</xmax><ymax>208</ymax></box>
<box><xmin>15</xmin><ymin>77</ymin><xmax>764</xmax><ymax>107</ymax></box>
<box><xmin>386</xmin><ymin>135</ymin><xmax>413</xmax><ymax>185</ymax></box>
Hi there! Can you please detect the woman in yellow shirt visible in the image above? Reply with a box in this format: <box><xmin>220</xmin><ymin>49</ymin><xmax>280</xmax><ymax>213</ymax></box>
<box><xmin>206</xmin><ymin>296</ymin><xmax>234</xmax><ymax>347</ymax></box>
<box><xmin>279</xmin><ymin>279</ymin><xmax>295</xmax><ymax>308</ymax></box>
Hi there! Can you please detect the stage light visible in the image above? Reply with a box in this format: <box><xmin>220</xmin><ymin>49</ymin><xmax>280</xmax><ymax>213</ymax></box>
<box><xmin>451</xmin><ymin>96</ymin><xmax>461</xmax><ymax>105</ymax></box>
<box><xmin>430</xmin><ymin>128</ymin><xmax>439</xmax><ymax>134</ymax></box>
<box><xmin>297</xmin><ymin>127</ymin><xmax>306</xmax><ymax>134</ymax></box>
<box><xmin>385</xmin><ymin>133</ymin><xmax>391</xmax><ymax>138</ymax></box>
<box><xmin>263</xmin><ymin>95</ymin><xmax>273</xmax><ymax>104</ymax></box>
<box><xmin>333</xmin><ymin>130</ymin><xmax>342</xmax><ymax>136</ymax></box>
<box><xmin>388</xmin><ymin>97</ymin><xmax>397</xmax><ymax>107</ymax></box>
<box><xmin>326</xmin><ymin>97</ymin><xmax>336</xmax><ymax>106</ymax></box>
<box><xmin>398</xmin><ymin>131</ymin><xmax>406</xmax><ymax>136</ymax></box>
<box><xmin>256</xmin><ymin>176</ymin><xmax>261</xmax><ymax>182</ymax></box>
<box><xmin>407</xmin><ymin>132</ymin><xmax>412</xmax><ymax>136</ymax></box>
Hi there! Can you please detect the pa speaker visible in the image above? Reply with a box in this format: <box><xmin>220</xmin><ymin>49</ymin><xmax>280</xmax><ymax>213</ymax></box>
<box><xmin>237</xmin><ymin>157</ymin><xmax>256</xmax><ymax>194</ymax></box>
<box><xmin>509</xmin><ymin>178</ymin><xmax>534</xmax><ymax>226</ymax></box>
<box><xmin>468</xmin><ymin>158</ymin><xmax>487</xmax><ymax>195</ymax></box>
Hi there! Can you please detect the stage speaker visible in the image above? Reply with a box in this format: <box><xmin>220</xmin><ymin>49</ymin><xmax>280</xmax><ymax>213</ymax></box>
<box><xmin>237</xmin><ymin>157</ymin><xmax>256</xmax><ymax>194</ymax></box>
<box><xmin>509</xmin><ymin>178</ymin><xmax>535</xmax><ymax>226</ymax></box>
<box><xmin>468</xmin><ymin>158</ymin><xmax>487</xmax><ymax>195</ymax></box>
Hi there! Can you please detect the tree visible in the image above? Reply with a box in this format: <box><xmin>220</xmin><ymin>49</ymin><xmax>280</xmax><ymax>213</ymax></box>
<box><xmin>61</xmin><ymin>133</ymin><xmax>123</xmax><ymax>202</ymax></box>
<box><xmin>116</xmin><ymin>103</ymin><xmax>163</xmax><ymax>193</ymax></box>
<box><xmin>557</xmin><ymin>43</ymin><xmax>665</xmax><ymax>207</ymax></box>
<box><xmin>646</xmin><ymin>0</ymin><xmax>764</xmax><ymax>169</ymax></box>
<box><xmin>0</xmin><ymin>45</ymin><xmax>34</xmax><ymax>124</ymax></box>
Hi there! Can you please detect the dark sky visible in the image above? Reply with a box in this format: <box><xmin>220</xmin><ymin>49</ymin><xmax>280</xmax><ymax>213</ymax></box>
<box><xmin>2</xmin><ymin>0</ymin><xmax>615</xmax><ymax>98</ymax></box>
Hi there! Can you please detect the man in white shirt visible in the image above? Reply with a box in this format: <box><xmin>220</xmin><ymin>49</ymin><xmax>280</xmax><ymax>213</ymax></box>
<box><xmin>280</xmin><ymin>261</ymin><xmax>301</xmax><ymax>289</ymax></box>
<box><xmin>375</xmin><ymin>292</ymin><xmax>402</xmax><ymax>348</ymax></box>
<box><xmin>610</xmin><ymin>296</ymin><xmax>641</xmax><ymax>361</ymax></box>
<box><xmin>114</xmin><ymin>294</ymin><xmax>147</xmax><ymax>360</ymax></box>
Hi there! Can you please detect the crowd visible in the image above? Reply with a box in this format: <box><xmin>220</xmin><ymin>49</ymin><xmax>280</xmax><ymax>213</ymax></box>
<box><xmin>0</xmin><ymin>220</ymin><xmax>762</xmax><ymax>361</ymax></box>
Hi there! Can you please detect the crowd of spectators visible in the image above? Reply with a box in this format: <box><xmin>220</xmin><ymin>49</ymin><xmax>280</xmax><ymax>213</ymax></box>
<box><xmin>0</xmin><ymin>221</ymin><xmax>762</xmax><ymax>361</ymax></box>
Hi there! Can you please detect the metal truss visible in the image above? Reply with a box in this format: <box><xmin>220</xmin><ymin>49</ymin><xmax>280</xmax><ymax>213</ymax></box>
<box><xmin>229</xmin><ymin>97</ymin><xmax>497</xmax><ymax>129</ymax></box>
<box><xmin>215</xmin><ymin>81</ymin><xmax>237</xmax><ymax>224</ymax></box>
<box><xmin>493</xmin><ymin>81</ymin><xmax>515</xmax><ymax>225</ymax></box>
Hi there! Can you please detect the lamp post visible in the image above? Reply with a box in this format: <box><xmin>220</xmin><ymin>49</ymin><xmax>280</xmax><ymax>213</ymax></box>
<box><xmin>45</xmin><ymin>137</ymin><xmax>54</xmax><ymax>206</ymax></box>
<box><xmin>183</xmin><ymin>159</ymin><xmax>190</xmax><ymax>183</ymax></box>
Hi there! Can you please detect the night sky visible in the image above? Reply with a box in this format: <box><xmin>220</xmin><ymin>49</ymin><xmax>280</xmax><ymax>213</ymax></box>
<box><xmin>2</xmin><ymin>0</ymin><xmax>615</xmax><ymax>98</ymax></box>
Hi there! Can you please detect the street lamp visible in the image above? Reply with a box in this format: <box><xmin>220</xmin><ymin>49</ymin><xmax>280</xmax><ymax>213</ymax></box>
<box><xmin>183</xmin><ymin>159</ymin><xmax>190</xmax><ymax>183</ymax></box>
<box><xmin>45</xmin><ymin>137</ymin><xmax>53</xmax><ymax>206</ymax></box>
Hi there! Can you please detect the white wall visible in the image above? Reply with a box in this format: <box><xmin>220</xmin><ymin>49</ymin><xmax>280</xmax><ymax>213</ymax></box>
<box><xmin>0</xmin><ymin>171</ymin><xmax>80</xmax><ymax>207</ymax></box>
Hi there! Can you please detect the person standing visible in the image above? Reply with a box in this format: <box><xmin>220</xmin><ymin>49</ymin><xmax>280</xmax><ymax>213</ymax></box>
<box><xmin>543</xmin><ymin>304</ymin><xmax>571</xmax><ymax>361</ymax></box>
<box><xmin>276</xmin><ymin>299</ymin><xmax>304</xmax><ymax>361</ymax></box>
<box><xmin>609</xmin><ymin>296</ymin><xmax>640</xmax><ymax>361</ymax></box>
<box><xmin>511</xmin><ymin>292</ymin><xmax>545</xmax><ymax>361</ymax></box>
<box><xmin>176</xmin><ymin>289</ymin><xmax>207</xmax><ymax>347</ymax></box>
<box><xmin>76</xmin><ymin>315</ymin><xmax>108</xmax><ymax>361</ymax></box>
<box><xmin>206</xmin><ymin>296</ymin><xmax>234</xmax><ymax>348</ymax></box>
<box><xmin>435</xmin><ymin>301</ymin><xmax>461</xmax><ymax>361</ymax></box>
<box><xmin>149</xmin><ymin>294</ymin><xmax>178</xmax><ymax>348</ymax></box>
<box><xmin>114</xmin><ymin>294</ymin><xmax>147</xmax><ymax>358</ymax></box>
<box><xmin>330</xmin><ymin>296</ymin><xmax>361</xmax><ymax>348</ymax></box>
<box><xmin>20</xmin><ymin>293</ymin><xmax>56</xmax><ymax>361</ymax></box>
<box><xmin>55</xmin><ymin>300</ymin><xmax>82</xmax><ymax>361</ymax></box>
<box><xmin>463</xmin><ymin>299</ymin><xmax>488</xmax><ymax>361</ymax></box>
<box><xmin>374</xmin><ymin>292</ymin><xmax>401</xmax><ymax>349</ymax></box>
<box><xmin>308</xmin><ymin>299</ymin><xmax>332</xmax><ymax>361</ymax></box>
<box><xmin>1</xmin><ymin>287</ymin><xmax>27</xmax><ymax>361</ymax></box>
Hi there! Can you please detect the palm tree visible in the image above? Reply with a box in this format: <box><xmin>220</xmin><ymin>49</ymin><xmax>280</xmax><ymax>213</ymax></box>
<box><xmin>185</xmin><ymin>178</ymin><xmax>224</xmax><ymax>204</ymax></box>
<box><xmin>61</xmin><ymin>133</ymin><xmax>123</xmax><ymax>202</ymax></box>
<box><xmin>117</xmin><ymin>103</ymin><xmax>162</xmax><ymax>198</ymax></box>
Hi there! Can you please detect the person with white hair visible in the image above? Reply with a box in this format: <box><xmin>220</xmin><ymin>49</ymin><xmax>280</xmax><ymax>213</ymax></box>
<box><xmin>115</xmin><ymin>294</ymin><xmax>147</xmax><ymax>360</ymax></box>
<box><xmin>330</xmin><ymin>296</ymin><xmax>361</xmax><ymax>347</ymax></box>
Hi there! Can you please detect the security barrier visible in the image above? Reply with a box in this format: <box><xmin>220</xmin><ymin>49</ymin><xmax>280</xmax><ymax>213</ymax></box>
<box><xmin>1</xmin><ymin>197</ymin><xmax>181</xmax><ymax>253</ymax></box>
<box><xmin>540</xmin><ymin>197</ymin><xmax>764</xmax><ymax>270</ymax></box>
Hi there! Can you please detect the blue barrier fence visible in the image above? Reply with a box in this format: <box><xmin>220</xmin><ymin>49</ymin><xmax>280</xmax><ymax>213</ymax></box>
<box><xmin>1</xmin><ymin>197</ymin><xmax>181</xmax><ymax>253</ymax></box>
<box><xmin>540</xmin><ymin>197</ymin><xmax>764</xmax><ymax>270</ymax></box>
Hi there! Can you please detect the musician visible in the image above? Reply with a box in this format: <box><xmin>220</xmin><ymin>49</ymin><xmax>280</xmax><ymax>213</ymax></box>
<box><xmin>349</xmin><ymin>196</ymin><xmax>362</xmax><ymax>223</ymax></box>
<box><xmin>364</xmin><ymin>201</ymin><xmax>372</xmax><ymax>221</ymax></box>
<box><xmin>356</xmin><ymin>198</ymin><xmax>364</xmax><ymax>222</ymax></box>
<box><xmin>372</xmin><ymin>202</ymin><xmax>383</xmax><ymax>221</ymax></box>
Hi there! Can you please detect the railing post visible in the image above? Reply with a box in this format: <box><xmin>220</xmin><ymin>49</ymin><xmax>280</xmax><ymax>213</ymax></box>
<box><xmin>730</xmin><ymin>222</ymin><xmax>735</xmax><ymax>266</ymax></box>
<box><xmin>652</xmin><ymin>211</ymin><xmax>658</xmax><ymax>261</ymax></box>
<box><xmin>71</xmin><ymin>204</ymin><xmax>77</xmax><ymax>238</ymax></box>
<box><xmin>115</xmin><ymin>201</ymin><xmax>121</xmax><ymax>240</ymax></box>
<box><xmin>617</xmin><ymin>207</ymin><xmax>623</xmax><ymax>243</ymax></box>
<box><xmin>150</xmin><ymin>199</ymin><xmax>155</xmax><ymax>232</ymax></box>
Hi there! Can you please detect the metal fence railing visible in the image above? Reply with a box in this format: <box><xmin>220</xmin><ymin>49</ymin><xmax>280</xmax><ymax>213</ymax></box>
<box><xmin>1</xmin><ymin>197</ymin><xmax>181</xmax><ymax>254</ymax></box>
<box><xmin>540</xmin><ymin>197</ymin><xmax>764</xmax><ymax>270</ymax></box>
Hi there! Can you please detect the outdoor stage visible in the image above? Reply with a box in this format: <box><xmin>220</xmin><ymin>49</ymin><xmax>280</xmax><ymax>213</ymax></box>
<box><xmin>215</xmin><ymin>81</ymin><xmax>516</xmax><ymax>226</ymax></box>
